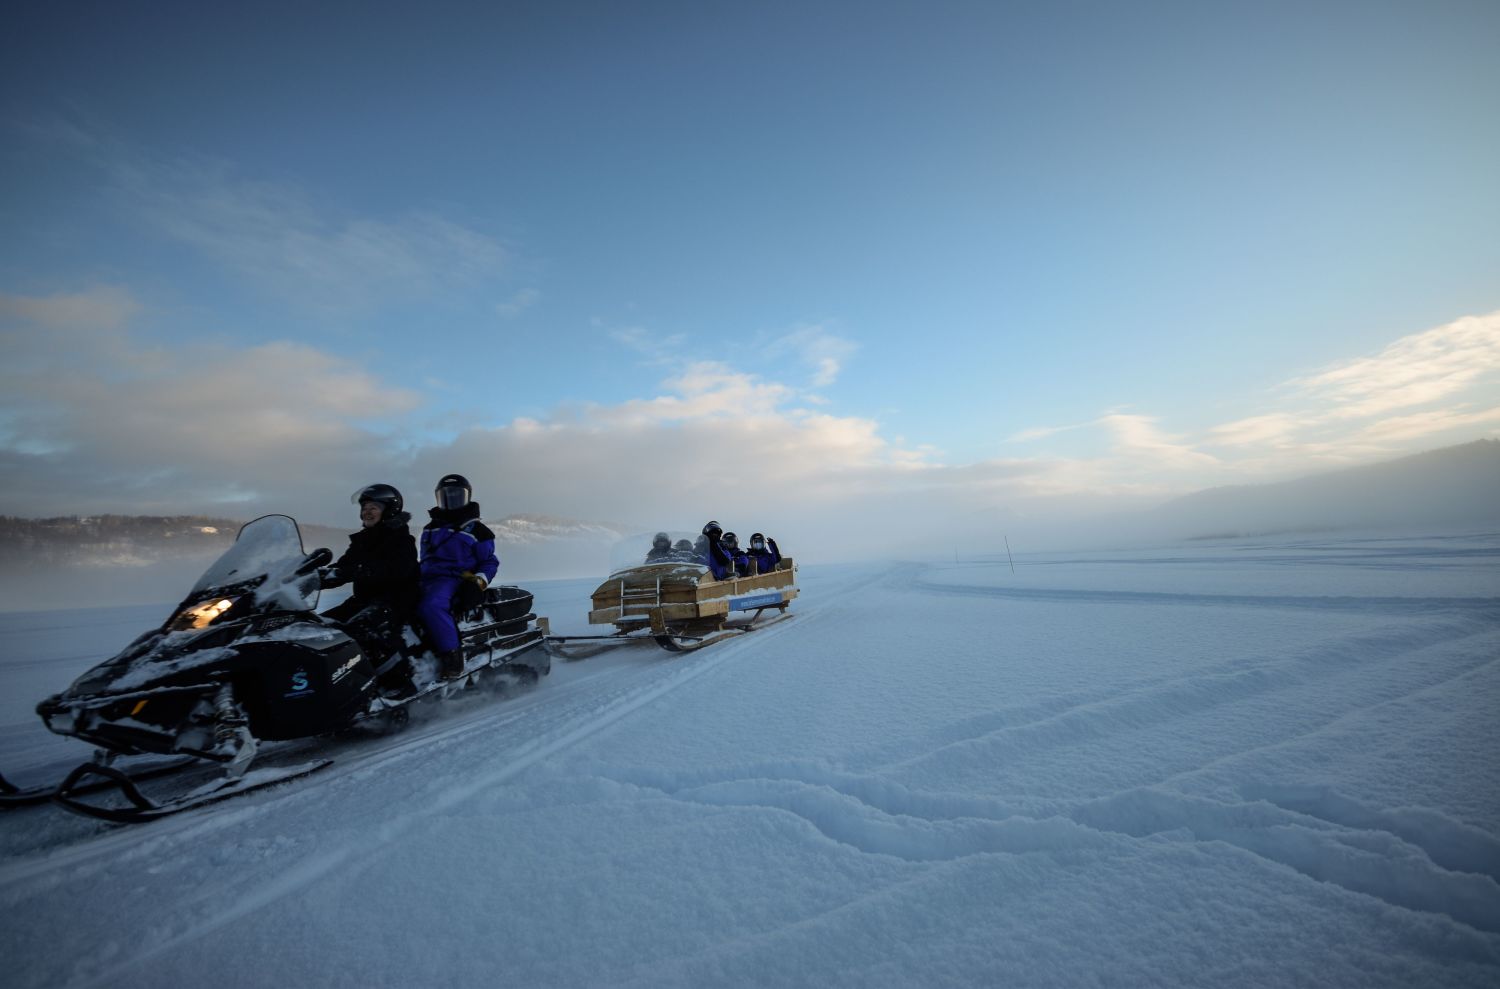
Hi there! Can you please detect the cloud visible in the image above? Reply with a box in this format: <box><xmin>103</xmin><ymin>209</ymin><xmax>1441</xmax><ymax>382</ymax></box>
<box><xmin>1353</xmin><ymin>405</ymin><xmax>1500</xmax><ymax>444</ymax></box>
<box><xmin>495</xmin><ymin>288</ymin><xmax>540</xmax><ymax>319</ymax></box>
<box><xmin>1009</xmin><ymin>309</ymin><xmax>1500</xmax><ymax>487</ymax></box>
<box><xmin>1207</xmin><ymin>413</ymin><xmax>1302</xmax><ymax>447</ymax></box>
<box><xmin>1009</xmin><ymin>421</ymin><xmax>1090</xmax><ymax>443</ymax></box>
<box><xmin>607</xmin><ymin>324</ymin><xmax>688</xmax><ymax>365</ymax></box>
<box><xmin>763</xmin><ymin>324</ymin><xmax>858</xmax><ymax>387</ymax></box>
<box><xmin>7</xmin><ymin>283</ymin><xmax>1497</xmax><ymax>566</ymax></box>
<box><xmin>104</xmin><ymin>150</ymin><xmax>512</xmax><ymax>312</ymax></box>
<box><xmin>1291</xmin><ymin>311</ymin><xmax>1500</xmax><ymax>420</ymax></box>
<box><xmin>0</xmin><ymin>287</ymin><xmax>1073</xmax><ymax>560</ymax></box>
<box><xmin>0</xmin><ymin>285</ymin><xmax>140</xmax><ymax>330</ymax></box>
<box><xmin>1</xmin><ymin>288</ymin><xmax>421</xmax><ymax>515</ymax></box>
<box><xmin>1211</xmin><ymin>310</ymin><xmax>1500</xmax><ymax>462</ymax></box>
<box><xmin>1099</xmin><ymin>413</ymin><xmax>1221</xmax><ymax>469</ymax></box>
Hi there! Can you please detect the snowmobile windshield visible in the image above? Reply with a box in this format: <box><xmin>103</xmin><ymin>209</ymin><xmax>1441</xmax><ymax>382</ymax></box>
<box><xmin>607</xmin><ymin>530</ymin><xmax>708</xmax><ymax>574</ymax></box>
<box><xmin>188</xmin><ymin>514</ymin><xmax>321</xmax><ymax>613</ymax></box>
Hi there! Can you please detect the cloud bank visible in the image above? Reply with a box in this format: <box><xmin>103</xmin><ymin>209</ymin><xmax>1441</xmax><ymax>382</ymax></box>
<box><xmin>2</xmin><ymin>291</ymin><xmax>1497</xmax><ymax>562</ymax></box>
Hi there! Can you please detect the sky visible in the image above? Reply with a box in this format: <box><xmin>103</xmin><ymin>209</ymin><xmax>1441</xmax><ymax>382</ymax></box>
<box><xmin>2</xmin><ymin>0</ymin><xmax>1498</xmax><ymax>557</ymax></box>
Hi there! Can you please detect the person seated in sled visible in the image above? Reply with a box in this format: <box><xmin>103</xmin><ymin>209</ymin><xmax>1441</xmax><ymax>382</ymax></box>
<box><xmin>720</xmin><ymin>531</ymin><xmax>753</xmax><ymax>577</ymax></box>
<box><xmin>694</xmin><ymin>520</ymin><xmax>735</xmax><ymax>580</ymax></box>
<box><xmin>644</xmin><ymin>531</ymin><xmax>674</xmax><ymax>563</ymax></box>
<box><xmin>745</xmin><ymin>532</ymin><xmax>782</xmax><ymax>575</ymax></box>
<box><xmin>417</xmin><ymin>473</ymin><xmax>499</xmax><ymax>680</ymax></box>
<box><xmin>319</xmin><ymin>483</ymin><xmax>421</xmax><ymax>695</ymax></box>
<box><xmin>670</xmin><ymin>538</ymin><xmax>697</xmax><ymax>561</ymax></box>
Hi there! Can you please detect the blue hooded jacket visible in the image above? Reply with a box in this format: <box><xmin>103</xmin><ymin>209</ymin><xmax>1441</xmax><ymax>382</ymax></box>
<box><xmin>419</xmin><ymin>502</ymin><xmax>499</xmax><ymax>583</ymax></box>
<box><xmin>746</xmin><ymin>535</ymin><xmax>781</xmax><ymax>576</ymax></box>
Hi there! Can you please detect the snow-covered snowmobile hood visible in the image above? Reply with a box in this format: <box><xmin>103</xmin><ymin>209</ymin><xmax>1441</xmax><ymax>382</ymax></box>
<box><xmin>53</xmin><ymin>515</ymin><xmax>331</xmax><ymax>699</ymax></box>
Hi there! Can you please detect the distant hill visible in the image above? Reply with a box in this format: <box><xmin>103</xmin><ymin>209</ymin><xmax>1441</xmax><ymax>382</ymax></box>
<box><xmin>0</xmin><ymin>512</ymin><xmax>634</xmax><ymax>611</ymax></box>
<box><xmin>1146</xmin><ymin>438</ymin><xmax>1500</xmax><ymax>540</ymax></box>
<box><xmin>0</xmin><ymin>514</ymin><xmax>349</xmax><ymax>568</ymax></box>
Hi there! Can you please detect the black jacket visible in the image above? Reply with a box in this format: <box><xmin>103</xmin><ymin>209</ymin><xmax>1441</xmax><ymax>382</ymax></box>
<box><xmin>329</xmin><ymin>512</ymin><xmax>420</xmax><ymax>612</ymax></box>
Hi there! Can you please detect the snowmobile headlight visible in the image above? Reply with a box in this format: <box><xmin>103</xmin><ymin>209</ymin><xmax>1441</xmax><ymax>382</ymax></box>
<box><xmin>172</xmin><ymin>596</ymin><xmax>240</xmax><ymax>631</ymax></box>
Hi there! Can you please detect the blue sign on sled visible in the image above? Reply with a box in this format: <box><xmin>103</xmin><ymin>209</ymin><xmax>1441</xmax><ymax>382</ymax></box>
<box><xmin>729</xmin><ymin>591</ymin><xmax>783</xmax><ymax>611</ymax></box>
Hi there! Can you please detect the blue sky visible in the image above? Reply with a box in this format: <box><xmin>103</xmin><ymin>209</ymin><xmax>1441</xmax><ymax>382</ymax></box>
<box><xmin>2</xmin><ymin>1</ymin><xmax>1498</xmax><ymax>552</ymax></box>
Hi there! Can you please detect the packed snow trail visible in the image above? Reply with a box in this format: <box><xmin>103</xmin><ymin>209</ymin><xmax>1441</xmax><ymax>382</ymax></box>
<box><xmin>2</xmin><ymin>535</ymin><xmax>1499</xmax><ymax>987</ymax></box>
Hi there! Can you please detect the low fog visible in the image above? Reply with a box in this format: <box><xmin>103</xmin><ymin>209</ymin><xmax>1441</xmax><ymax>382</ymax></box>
<box><xmin>2</xmin><ymin>439</ymin><xmax>1494</xmax><ymax>613</ymax></box>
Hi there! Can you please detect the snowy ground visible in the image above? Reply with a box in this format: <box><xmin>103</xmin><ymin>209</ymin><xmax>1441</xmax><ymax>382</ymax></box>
<box><xmin>2</xmin><ymin>531</ymin><xmax>1498</xmax><ymax>987</ymax></box>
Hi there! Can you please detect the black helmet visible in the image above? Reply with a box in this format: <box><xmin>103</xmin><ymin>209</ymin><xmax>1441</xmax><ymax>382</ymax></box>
<box><xmin>351</xmin><ymin>483</ymin><xmax>404</xmax><ymax>517</ymax></box>
<box><xmin>435</xmin><ymin>474</ymin><xmax>472</xmax><ymax>510</ymax></box>
<box><xmin>674</xmin><ymin>539</ymin><xmax>693</xmax><ymax>551</ymax></box>
<box><xmin>702</xmin><ymin>520</ymin><xmax>722</xmax><ymax>537</ymax></box>
<box><xmin>722</xmin><ymin>532</ymin><xmax>739</xmax><ymax>550</ymax></box>
<box><xmin>653</xmin><ymin>531</ymin><xmax>671</xmax><ymax>548</ymax></box>
<box><xmin>749</xmin><ymin>532</ymin><xmax>766</xmax><ymax>549</ymax></box>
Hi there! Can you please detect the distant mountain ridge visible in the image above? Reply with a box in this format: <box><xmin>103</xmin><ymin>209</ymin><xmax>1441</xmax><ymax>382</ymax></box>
<box><xmin>0</xmin><ymin>510</ymin><xmax>634</xmax><ymax>611</ymax></box>
<box><xmin>0</xmin><ymin>512</ymin><xmax>632</xmax><ymax>568</ymax></box>
<box><xmin>1149</xmin><ymin>438</ymin><xmax>1500</xmax><ymax>539</ymax></box>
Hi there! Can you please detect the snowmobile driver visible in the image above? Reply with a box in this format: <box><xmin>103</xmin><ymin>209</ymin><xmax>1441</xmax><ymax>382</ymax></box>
<box><xmin>319</xmin><ymin>483</ymin><xmax>421</xmax><ymax>695</ymax></box>
<box><xmin>418</xmin><ymin>474</ymin><xmax>499</xmax><ymax>680</ymax></box>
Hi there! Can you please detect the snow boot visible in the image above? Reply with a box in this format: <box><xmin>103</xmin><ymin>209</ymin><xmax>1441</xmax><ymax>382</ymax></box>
<box><xmin>438</xmin><ymin>648</ymin><xmax>467</xmax><ymax>681</ymax></box>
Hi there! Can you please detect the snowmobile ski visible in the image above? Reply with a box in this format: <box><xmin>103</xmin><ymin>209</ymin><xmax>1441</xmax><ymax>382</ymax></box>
<box><xmin>51</xmin><ymin>758</ymin><xmax>333</xmax><ymax>824</ymax></box>
<box><xmin>0</xmin><ymin>758</ymin><xmax>197</xmax><ymax>809</ymax></box>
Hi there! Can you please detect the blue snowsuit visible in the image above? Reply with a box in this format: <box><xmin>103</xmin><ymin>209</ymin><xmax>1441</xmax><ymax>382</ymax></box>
<box><xmin>418</xmin><ymin>502</ymin><xmax>499</xmax><ymax>653</ymax></box>
<box><xmin>746</xmin><ymin>537</ymin><xmax>781</xmax><ymax>576</ymax></box>
<box><xmin>694</xmin><ymin>534</ymin><xmax>734</xmax><ymax>580</ymax></box>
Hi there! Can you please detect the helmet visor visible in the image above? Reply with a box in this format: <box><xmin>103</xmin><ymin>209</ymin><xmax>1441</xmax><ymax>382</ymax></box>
<box><xmin>351</xmin><ymin>484</ymin><xmax>392</xmax><ymax>505</ymax></box>
<box><xmin>435</xmin><ymin>483</ymin><xmax>470</xmax><ymax>510</ymax></box>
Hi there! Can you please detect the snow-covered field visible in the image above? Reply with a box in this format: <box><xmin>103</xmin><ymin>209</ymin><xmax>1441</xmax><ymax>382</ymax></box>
<box><xmin>2</xmin><ymin>531</ymin><xmax>1498</xmax><ymax>988</ymax></box>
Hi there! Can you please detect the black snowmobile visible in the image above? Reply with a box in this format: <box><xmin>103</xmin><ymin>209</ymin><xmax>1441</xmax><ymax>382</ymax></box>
<box><xmin>0</xmin><ymin>514</ymin><xmax>550</xmax><ymax>823</ymax></box>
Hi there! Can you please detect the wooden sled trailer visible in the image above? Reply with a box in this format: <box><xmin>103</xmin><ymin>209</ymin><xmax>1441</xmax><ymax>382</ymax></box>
<box><xmin>557</xmin><ymin>558</ymin><xmax>798</xmax><ymax>653</ymax></box>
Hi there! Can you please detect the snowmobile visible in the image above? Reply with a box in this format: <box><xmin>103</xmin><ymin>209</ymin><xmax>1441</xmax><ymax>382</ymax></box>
<box><xmin>547</xmin><ymin>530</ymin><xmax>797</xmax><ymax>656</ymax></box>
<box><xmin>0</xmin><ymin>514</ymin><xmax>549</xmax><ymax>823</ymax></box>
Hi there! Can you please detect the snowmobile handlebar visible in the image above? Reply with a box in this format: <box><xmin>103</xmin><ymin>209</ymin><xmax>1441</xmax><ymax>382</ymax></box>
<box><xmin>296</xmin><ymin>547</ymin><xmax>334</xmax><ymax>575</ymax></box>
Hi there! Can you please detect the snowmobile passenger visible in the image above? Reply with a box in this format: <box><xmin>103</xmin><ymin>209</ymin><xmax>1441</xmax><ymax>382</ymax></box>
<box><xmin>319</xmin><ymin>483</ymin><xmax>420</xmax><ymax>694</ymax></box>
<box><xmin>644</xmin><ymin>532</ymin><xmax>674</xmax><ymax>563</ymax></box>
<box><xmin>721</xmin><ymin>532</ymin><xmax>752</xmax><ymax>577</ymax></box>
<box><xmin>746</xmin><ymin>532</ymin><xmax>781</xmax><ymax>575</ymax></box>
<box><xmin>418</xmin><ymin>474</ymin><xmax>499</xmax><ymax>680</ymax></box>
<box><xmin>670</xmin><ymin>538</ymin><xmax>696</xmax><ymax>561</ymax></box>
<box><xmin>694</xmin><ymin>521</ymin><xmax>734</xmax><ymax>580</ymax></box>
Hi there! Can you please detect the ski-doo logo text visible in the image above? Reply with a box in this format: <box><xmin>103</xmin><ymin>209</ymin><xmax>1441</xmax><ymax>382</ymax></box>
<box><xmin>330</xmin><ymin>654</ymin><xmax>362</xmax><ymax>685</ymax></box>
<box><xmin>284</xmin><ymin>669</ymin><xmax>314</xmax><ymax>698</ymax></box>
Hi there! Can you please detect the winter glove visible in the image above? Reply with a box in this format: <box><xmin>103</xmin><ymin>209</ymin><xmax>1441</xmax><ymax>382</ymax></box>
<box><xmin>318</xmin><ymin>566</ymin><xmax>350</xmax><ymax>589</ymax></box>
<box><xmin>453</xmin><ymin>571</ymin><xmax>488</xmax><ymax>612</ymax></box>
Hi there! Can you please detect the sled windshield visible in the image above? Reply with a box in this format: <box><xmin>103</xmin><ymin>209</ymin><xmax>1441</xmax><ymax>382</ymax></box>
<box><xmin>187</xmin><ymin>514</ymin><xmax>319</xmax><ymax>613</ymax></box>
<box><xmin>607</xmin><ymin>530</ymin><xmax>708</xmax><ymax>575</ymax></box>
